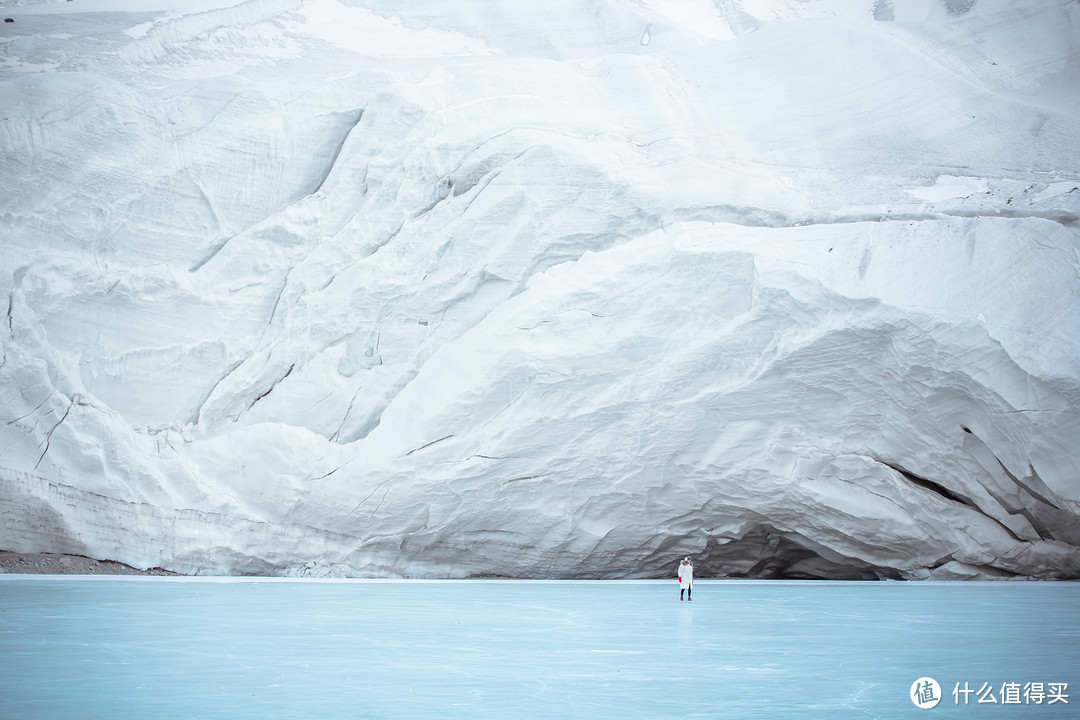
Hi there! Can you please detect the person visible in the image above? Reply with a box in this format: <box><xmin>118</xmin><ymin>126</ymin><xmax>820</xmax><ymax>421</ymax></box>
<box><xmin>678</xmin><ymin>556</ymin><xmax>694</xmax><ymax>601</ymax></box>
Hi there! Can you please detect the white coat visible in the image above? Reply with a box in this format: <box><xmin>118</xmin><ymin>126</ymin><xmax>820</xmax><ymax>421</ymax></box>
<box><xmin>678</xmin><ymin>562</ymin><xmax>693</xmax><ymax>589</ymax></box>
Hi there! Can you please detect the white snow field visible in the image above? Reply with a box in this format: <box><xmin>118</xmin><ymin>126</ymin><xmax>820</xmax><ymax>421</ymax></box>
<box><xmin>1</xmin><ymin>0</ymin><xmax>1079</xmax><ymax>579</ymax></box>
<box><xmin>0</xmin><ymin>577</ymin><xmax>1077</xmax><ymax>719</ymax></box>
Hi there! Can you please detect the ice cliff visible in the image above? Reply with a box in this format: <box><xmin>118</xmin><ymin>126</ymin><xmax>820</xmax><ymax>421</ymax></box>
<box><xmin>1</xmin><ymin>0</ymin><xmax>1078</xmax><ymax>579</ymax></box>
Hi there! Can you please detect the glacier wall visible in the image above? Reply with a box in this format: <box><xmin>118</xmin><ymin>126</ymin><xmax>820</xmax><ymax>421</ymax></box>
<box><xmin>1</xmin><ymin>0</ymin><xmax>1078</xmax><ymax>579</ymax></box>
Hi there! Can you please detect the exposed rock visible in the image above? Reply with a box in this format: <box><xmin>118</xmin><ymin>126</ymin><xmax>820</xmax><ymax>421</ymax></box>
<box><xmin>0</xmin><ymin>551</ymin><xmax>179</xmax><ymax>576</ymax></box>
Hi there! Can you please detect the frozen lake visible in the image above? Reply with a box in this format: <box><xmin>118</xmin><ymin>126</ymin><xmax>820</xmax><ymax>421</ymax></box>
<box><xmin>0</xmin><ymin>578</ymin><xmax>1076</xmax><ymax>719</ymax></box>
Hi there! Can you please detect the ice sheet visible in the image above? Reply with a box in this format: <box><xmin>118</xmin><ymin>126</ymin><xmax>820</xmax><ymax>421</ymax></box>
<box><xmin>0</xmin><ymin>578</ymin><xmax>1076</xmax><ymax>719</ymax></box>
<box><xmin>2</xmin><ymin>0</ymin><xmax>1079</xmax><ymax>581</ymax></box>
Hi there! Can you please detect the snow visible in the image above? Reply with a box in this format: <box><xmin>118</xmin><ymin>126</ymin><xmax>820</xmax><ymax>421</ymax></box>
<box><xmin>293</xmin><ymin>0</ymin><xmax>497</xmax><ymax>57</ymax></box>
<box><xmin>0</xmin><ymin>577</ymin><xmax>1077</xmax><ymax>719</ymax></box>
<box><xmin>1</xmin><ymin>0</ymin><xmax>1078</xmax><ymax>579</ymax></box>
<box><xmin>906</xmin><ymin>175</ymin><xmax>989</xmax><ymax>202</ymax></box>
<box><xmin>626</xmin><ymin>0</ymin><xmax>737</xmax><ymax>41</ymax></box>
<box><xmin>3</xmin><ymin>0</ymin><xmax>250</xmax><ymax>15</ymax></box>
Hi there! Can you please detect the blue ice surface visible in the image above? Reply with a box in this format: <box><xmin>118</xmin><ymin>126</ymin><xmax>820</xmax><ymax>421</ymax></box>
<box><xmin>0</xmin><ymin>578</ymin><xmax>1076</xmax><ymax>719</ymax></box>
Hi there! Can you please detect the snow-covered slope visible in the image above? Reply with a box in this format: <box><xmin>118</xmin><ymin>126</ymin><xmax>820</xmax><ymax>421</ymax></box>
<box><xmin>1</xmin><ymin>0</ymin><xmax>1078</xmax><ymax>579</ymax></box>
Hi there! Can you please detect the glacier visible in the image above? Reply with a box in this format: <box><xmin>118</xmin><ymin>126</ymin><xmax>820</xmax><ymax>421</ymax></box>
<box><xmin>0</xmin><ymin>0</ymin><xmax>1078</xmax><ymax>579</ymax></box>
